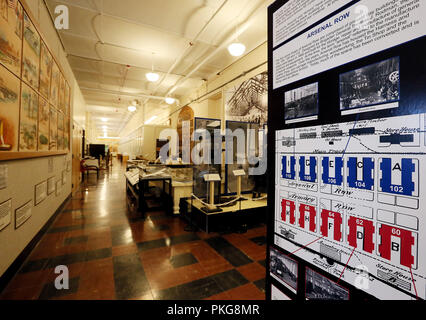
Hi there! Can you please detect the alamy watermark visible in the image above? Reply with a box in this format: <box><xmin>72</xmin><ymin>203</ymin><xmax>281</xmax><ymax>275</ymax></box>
<box><xmin>54</xmin><ymin>5</ymin><xmax>69</xmax><ymax>30</ymax></box>
<box><xmin>158</xmin><ymin>121</ymin><xmax>267</xmax><ymax>176</ymax></box>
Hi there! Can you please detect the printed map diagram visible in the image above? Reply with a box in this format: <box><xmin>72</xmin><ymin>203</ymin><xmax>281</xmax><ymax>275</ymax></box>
<box><xmin>274</xmin><ymin>113</ymin><xmax>426</xmax><ymax>300</ymax></box>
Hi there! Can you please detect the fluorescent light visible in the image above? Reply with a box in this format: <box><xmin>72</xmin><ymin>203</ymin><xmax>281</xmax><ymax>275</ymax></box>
<box><xmin>128</xmin><ymin>105</ymin><xmax>137</xmax><ymax>112</ymax></box>
<box><xmin>146</xmin><ymin>72</ymin><xmax>159</xmax><ymax>82</ymax></box>
<box><xmin>165</xmin><ymin>97</ymin><xmax>175</xmax><ymax>104</ymax></box>
<box><xmin>144</xmin><ymin>116</ymin><xmax>157</xmax><ymax>124</ymax></box>
<box><xmin>227</xmin><ymin>42</ymin><xmax>246</xmax><ymax>57</ymax></box>
<box><xmin>101</xmin><ymin>118</ymin><xmax>108</xmax><ymax>122</ymax></box>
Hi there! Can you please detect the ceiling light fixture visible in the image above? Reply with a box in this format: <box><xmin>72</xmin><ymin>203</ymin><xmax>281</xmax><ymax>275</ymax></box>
<box><xmin>227</xmin><ymin>42</ymin><xmax>246</xmax><ymax>57</ymax></box>
<box><xmin>146</xmin><ymin>52</ymin><xmax>159</xmax><ymax>82</ymax></box>
<box><xmin>101</xmin><ymin>118</ymin><xmax>108</xmax><ymax>122</ymax></box>
<box><xmin>144</xmin><ymin>116</ymin><xmax>158</xmax><ymax>125</ymax></box>
<box><xmin>227</xmin><ymin>23</ymin><xmax>246</xmax><ymax>57</ymax></box>
<box><xmin>165</xmin><ymin>97</ymin><xmax>175</xmax><ymax>104</ymax></box>
<box><xmin>128</xmin><ymin>105</ymin><xmax>137</xmax><ymax>112</ymax></box>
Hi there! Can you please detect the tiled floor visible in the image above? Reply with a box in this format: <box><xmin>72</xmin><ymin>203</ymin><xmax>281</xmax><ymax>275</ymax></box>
<box><xmin>0</xmin><ymin>161</ymin><xmax>266</xmax><ymax>300</ymax></box>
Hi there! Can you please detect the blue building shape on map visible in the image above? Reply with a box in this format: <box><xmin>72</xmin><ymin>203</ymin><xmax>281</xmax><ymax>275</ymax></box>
<box><xmin>347</xmin><ymin>157</ymin><xmax>374</xmax><ymax>190</ymax></box>
<box><xmin>281</xmin><ymin>156</ymin><xmax>296</xmax><ymax>180</ymax></box>
<box><xmin>379</xmin><ymin>158</ymin><xmax>416</xmax><ymax>196</ymax></box>
<box><xmin>322</xmin><ymin>157</ymin><xmax>343</xmax><ymax>185</ymax></box>
<box><xmin>299</xmin><ymin>156</ymin><xmax>317</xmax><ymax>182</ymax></box>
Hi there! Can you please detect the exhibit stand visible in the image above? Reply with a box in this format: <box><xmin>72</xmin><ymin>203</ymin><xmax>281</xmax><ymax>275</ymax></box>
<box><xmin>267</xmin><ymin>0</ymin><xmax>426</xmax><ymax>301</ymax></box>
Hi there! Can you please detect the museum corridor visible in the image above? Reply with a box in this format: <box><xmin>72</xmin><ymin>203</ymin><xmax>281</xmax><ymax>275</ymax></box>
<box><xmin>0</xmin><ymin>162</ymin><xmax>266</xmax><ymax>300</ymax></box>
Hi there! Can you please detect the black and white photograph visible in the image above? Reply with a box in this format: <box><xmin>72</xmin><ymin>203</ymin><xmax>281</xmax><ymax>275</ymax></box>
<box><xmin>284</xmin><ymin>82</ymin><xmax>319</xmax><ymax>122</ymax></box>
<box><xmin>340</xmin><ymin>57</ymin><xmax>400</xmax><ymax>111</ymax></box>
<box><xmin>270</xmin><ymin>248</ymin><xmax>298</xmax><ymax>293</ymax></box>
<box><xmin>225</xmin><ymin>72</ymin><xmax>268</xmax><ymax>125</ymax></box>
<box><xmin>305</xmin><ymin>268</ymin><xmax>349</xmax><ymax>300</ymax></box>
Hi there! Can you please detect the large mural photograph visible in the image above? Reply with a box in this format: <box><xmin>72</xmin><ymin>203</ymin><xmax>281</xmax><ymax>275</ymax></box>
<box><xmin>225</xmin><ymin>72</ymin><xmax>268</xmax><ymax>125</ymax></box>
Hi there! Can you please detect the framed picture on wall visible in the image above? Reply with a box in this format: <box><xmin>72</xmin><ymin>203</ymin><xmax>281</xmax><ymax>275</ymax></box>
<box><xmin>22</xmin><ymin>11</ymin><xmax>40</xmax><ymax>90</ymax></box>
<box><xmin>38</xmin><ymin>95</ymin><xmax>49</xmax><ymax>151</ymax></box>
<box><xmin>0</xmin><ymin>0</ymin><xmax>23</xmax><ymax>77</ymax></box>
<box><xmin>49</xmin><ymin>105</ymin><xmax>57</xmax><ymax>150</ymax></box>
<box><xmin>0</xmin><ymin>0</ymin><xmax>71</xmax><ymax>161</ymax></box>
<box><xmin>19</xmin><ymin>82</ymin><xmax>38</xmax><ymax>151</ymax></box>
<box><xmin>39</xmin><ymin>41</ymin><xmax>52</xmax><ymax>99</ymax></box>
<box><xmin>0</xmin><ymin>65</ymin><xmax>20</xmax><ymax>152</ymax></box>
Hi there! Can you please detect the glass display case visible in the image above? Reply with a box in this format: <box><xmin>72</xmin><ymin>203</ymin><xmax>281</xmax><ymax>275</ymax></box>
<box><xmin>169</xmin><ymin>165</ymin><xmax>193</xmax><ymax>183</ymax></box>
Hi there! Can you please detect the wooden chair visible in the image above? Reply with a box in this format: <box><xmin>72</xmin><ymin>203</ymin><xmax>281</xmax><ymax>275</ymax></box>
<box><xmin>80</xmin><ymin>159</ymin><xmax>99</xmax><ymax>181</ymax></box>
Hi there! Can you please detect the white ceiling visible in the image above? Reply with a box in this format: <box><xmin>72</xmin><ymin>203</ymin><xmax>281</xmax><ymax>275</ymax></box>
<box><xmin>45</xmin><ymin>0</ymin><xmax>271</xmax><ymax>137</ymax></box>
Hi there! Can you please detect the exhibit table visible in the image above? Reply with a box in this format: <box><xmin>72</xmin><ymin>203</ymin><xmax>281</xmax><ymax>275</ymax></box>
<box><xmin>164</xmin><ymin>180</ymin><xmax>193</xmax><ymax>214</ymax></box>
<box><xmin>139</xmin><ymin>173</ymin><xmax>172</xmax><ymax>215</ymax></box>
<box><xmin>182</xmin><ymin>194</ymin><xmax>267</xmax><ymax>233</ymax></box>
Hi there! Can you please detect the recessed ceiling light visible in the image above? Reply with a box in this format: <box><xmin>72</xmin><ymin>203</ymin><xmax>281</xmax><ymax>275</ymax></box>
<box><xmin>146</xmin><ymin>72</ymin><xmax>159</xmax><ymax>82</ymax></box>
<box><xmin>165</xmin><ymin>97</ymin><xmax>175</xmax><ymax>104</ymax></box>
<box><xmin>227</xmin><ymin>42</ymin><xmax>246</xmax><ymax>57</ymax></box>
<box><xmin>128</xmin><ymin>106</ymin><xmax>137</xmax><ymax>112</ymax></box>
<box><xmin>101</xmin><ymin>118</ymin><xmax>108</xmax><ymax>122</ymax></box>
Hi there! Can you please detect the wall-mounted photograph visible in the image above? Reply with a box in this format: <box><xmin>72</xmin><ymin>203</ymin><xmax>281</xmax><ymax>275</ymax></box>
<box><xmin>305</xmin><ymin>268</ymin><xmax>349</xmax><ymax>300</ymax></box>
<box><xmin>340</xmin><ymin>57</ymin><xmax>400</xmax><ymax>115</ymax></box>
<box><xmin>225</xmin><ymin>72</ymin><xmax>268</xmax><ymax>125</ymax></box>
<box><xmin>0</xmin><ymin>65</ymin><xmax>20</xmax><ymax>151</ymax></box>
<box><xmin>284</xmin><ymin>82</ymin><xmax>318</xmax><ymax>123</ymax></box>
<box><xmin>38</xmin><ymin>96</ymin><xmax>49</xmax><ymax>151</ymax></box>
<box><xmin>49</xmin><ymin>61</ymin><xmax>59</xmax><ymax>107</ymax></box>
<box><xmin>22</xmin><ymin>11</ymin><xmax>40</xmax><ymax>89</ymax></box>
<box><xmin>39</xmin><ymin>41</ymin><xmax>52</xmax><ymax>99</ymax></box>
<box><xmin>270</xmin><ymin>247</ymin><xmax>298</xmax><ymax>293</ymax></box>
<box><xmin>0</xmin><ymin>0</ymin><xmax>23</xmax><ymax>77</ymax></box>
<box><xmin>49</xmin><ymin>105</ymin><xmax>57</xmax><ymax>150</ymax></box>
<box><xmin>19</xmin><ymin>82</ymin><xmax>38</xmax><ymax>151</ymax></box>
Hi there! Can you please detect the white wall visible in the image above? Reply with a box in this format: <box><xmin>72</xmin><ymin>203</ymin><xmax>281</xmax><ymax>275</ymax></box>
<box><xmin>0</xmin><ymin>0</ymin><xmax>86</xmax><ymax>277</ymax></box>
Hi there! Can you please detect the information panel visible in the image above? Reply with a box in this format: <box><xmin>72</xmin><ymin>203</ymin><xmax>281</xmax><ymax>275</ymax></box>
<box><xmin>267</xmin><ymin>0</ymin><xmax>426</xmax><ymax>301</ymax></box>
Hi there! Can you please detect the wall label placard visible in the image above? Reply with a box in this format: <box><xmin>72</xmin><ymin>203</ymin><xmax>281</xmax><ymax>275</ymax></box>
<box><xmin>0</xmin><ymin>199</ymin><xmax>12</xmax><ymax>231</ymax></box>
<box><xmin>15</xmin><ymin>200</ymin><xmax>32</xmax><ymax>229</ymax></box>
<box><xmin>35</xmin><ymin>180</ymin><xmax>47</xmax><ymax>205</ymax></box>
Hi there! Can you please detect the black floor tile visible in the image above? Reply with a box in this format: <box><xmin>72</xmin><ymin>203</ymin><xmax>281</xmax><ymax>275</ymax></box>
<box><xmin>20</xmin><ymin>258</ymin><xmax>49</xmax><ymax>273</ymax></box>
<box><xmin>85</xmin><ymin>248</ymin><xmax>112</xmax><ymax>261</ymax></box>
<box><xmin>38</xmin><ymin>277</ymin><xmax>80</xmax><ymax>300</ymax></box>
<box><xmin>258</xmin><ymin>259</ymin><xmax>266</xmax><ymax>268</ymax></box>
<box><xmin>253</xmin><ymin>278</ymin><xmax>265</xmax><ymax>292</ymax></box>
<box><xmin>250</xmin><ymin>236</ymin><xmax>266</xmax><ymax>246</ymax></box>
<box><xmin>111</xmin><ymin>225</ymin><xmax>134</xmax><ymax>246</ymax></box>
<box><xmin>205</xmin><ymin>237</ymin><xmax>253</xmax><ymax>267</ymax></box>
<box><xmin>169</xmin><ymin>233</ymin><xmax>200</xmax><ymax>246</ymax></box>
<box><xmin>137</xmin><ymin>238</ymin><xmax>167</xmax><ymax>252</ymax></box>
<box><xmin>153</xmin><ymin>269</ymin><xmax>249</xmax><ymax>300</ymax></box>
<box><xmin>46</xmin><ymin>252</ymin><xmax>87</xmax><ymax>268</ymax></box>
<box><xmin>154</xmin><ymin>276</ymin><xmax>222</xmax><ymax>300</ymax></box>
<box><xmin>64</xmin><ymin>235</ymin><xmax>88</xmax><ymax>246</ymax></box>
<box><xmin>211</xmin><ymin>269</ymin><xmax>249</xmax><ymax>292</ymax></box>
<box><xmin>170</xmin><ymin>253</ymin><xmax>198</xmax><ymax>269</ymax></box>
<box><xmin>113</xmin><ymin>254</ymin><xmax>150</xmax><ymax>300</ymax></box>
<box><xmin>137</xmin><ymin>233</ymin><xmax>200</xmax><ymax>252</ymax></box>
<box><xmin>45</xmin><ymin>248</ymin><xmax>112</xmax><ymax>269</ymax></box>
